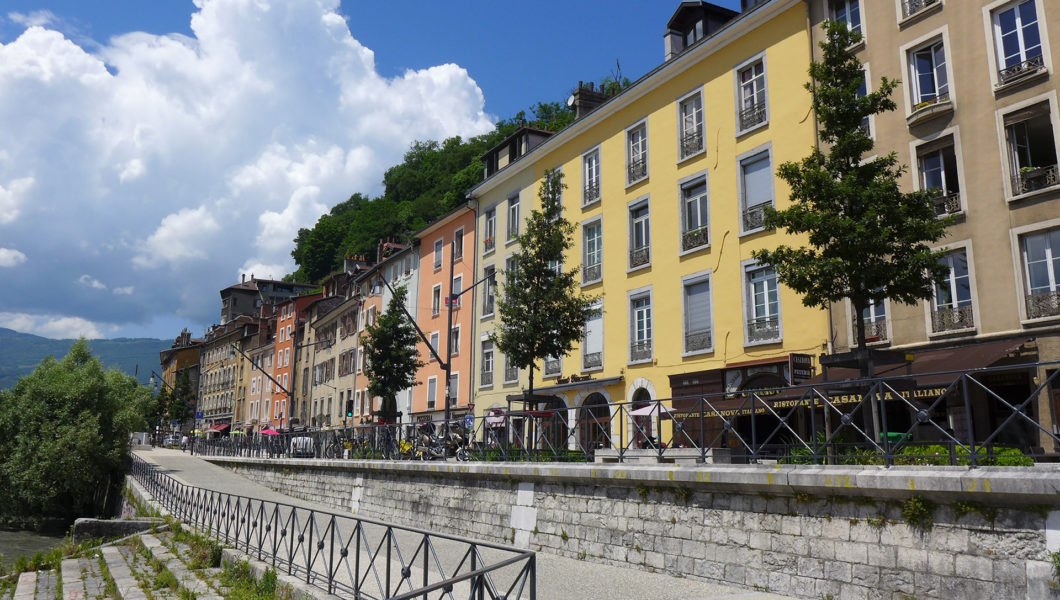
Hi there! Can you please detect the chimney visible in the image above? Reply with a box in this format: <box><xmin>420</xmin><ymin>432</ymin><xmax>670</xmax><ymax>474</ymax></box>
<box><xmin>570</xmin><ymin>82</ymin><xmax>608</xmax><ymax>119</ymax></box>
<box><xmin>242</xmin><ymin>273</ymin><xmax>246</xmax><ymax>283</ymax></box>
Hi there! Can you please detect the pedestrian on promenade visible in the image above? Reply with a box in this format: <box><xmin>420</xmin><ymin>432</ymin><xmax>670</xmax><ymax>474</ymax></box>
<box><xmin>181</xmin><ymin>433</ymin><xmax>189</xmax><ymax>452</ymax></box>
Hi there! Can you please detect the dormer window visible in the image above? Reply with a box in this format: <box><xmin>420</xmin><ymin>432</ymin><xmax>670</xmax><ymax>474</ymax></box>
<box><xmin>684</xmin><ymin>19</ymin><xmax>705</xmax><ymax>47</ymax></box>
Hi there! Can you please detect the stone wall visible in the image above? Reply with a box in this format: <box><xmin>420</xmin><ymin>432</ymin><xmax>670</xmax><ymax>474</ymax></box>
<box><xmin>207</xmin><ymin>458</ymin><xmax>1060</xmax><ymax>600</ymax></box>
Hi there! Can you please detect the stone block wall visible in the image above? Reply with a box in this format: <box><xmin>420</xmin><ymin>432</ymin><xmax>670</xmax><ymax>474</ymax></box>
<box><xmin>210</xmin><ymin>459</ymin><xmax>1060</xmax><ymax>600</ymax></box>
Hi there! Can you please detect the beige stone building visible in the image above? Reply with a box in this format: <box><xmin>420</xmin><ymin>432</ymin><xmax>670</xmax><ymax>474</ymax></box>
<box><xmin>809</xmin><ymin>0</ymin><xmax>1060</xmax><ymax>454</ymax></box>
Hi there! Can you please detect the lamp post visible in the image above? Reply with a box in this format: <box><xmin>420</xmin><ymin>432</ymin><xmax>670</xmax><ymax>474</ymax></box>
<box><xmin>375</xmin><ymin>239</ymin><xmax>495</xmax><ymax>439</ymax></box>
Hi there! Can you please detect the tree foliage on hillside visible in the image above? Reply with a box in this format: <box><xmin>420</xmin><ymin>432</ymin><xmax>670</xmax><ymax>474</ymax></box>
<box><xmin>0</xmin><ymin>340</ymin><xmax>152</xmax><ymax>520</ymax></box>
<box><xmin>286</xmin><ymin>96</ymin><xmax>583</xmax><ymax>284</ymax></box>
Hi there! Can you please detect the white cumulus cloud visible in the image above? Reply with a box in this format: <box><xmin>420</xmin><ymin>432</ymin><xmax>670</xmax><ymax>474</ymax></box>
<box><xmin>0</xmin><ymin>312</ymin><xmax>104</xmax><ymax>339</ymax></box>
<box><xmin>113</xmin><ymin>286</ymin><xmax>134</xmax><ymax>295</ymax></box>
<box><xmin>0</xmin><ymin>247</ymin><xmax>27</xmax><ymax>267</ymax></box>
<box><xmin>0</xmin><ymin>0</ymin><xmax>494</xmax><ymax>337</ymax></box>
<box><xmin>77</xmin><ymin>274</ymin><xmax>107</xmax><ymax>290</ymax></box>
<box><xmin>7</xmin><ymin>11</ymin><xmax>58</xmax><ymax>29</ymax></box>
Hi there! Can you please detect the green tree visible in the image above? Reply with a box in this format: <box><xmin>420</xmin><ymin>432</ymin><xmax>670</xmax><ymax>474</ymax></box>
<box><xmin>751</xmin><ymin>21</ymin><xmax>951</xmax><ymax>357</ymax></box>
<box><xmin>492</xmin><ymin>169</ymin><xmax>598</xmax><ymax>404</ymax></box>
<box><xmin>167</xmin><ymin>370</ymin><xmax>196</xmax><ymax>425</ymax></box>
<box><xmin>0</xmin><ymin>340</ymin><xmax>152</xmax><ymax>520</ymax></box>
<box><xmin>362</xmin><ymin>286</ymin><xmax>424</xmax><ymax>420</ymax></box>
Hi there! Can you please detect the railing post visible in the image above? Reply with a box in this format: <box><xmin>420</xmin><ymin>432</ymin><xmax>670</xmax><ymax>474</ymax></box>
<box><xmin>961</xmin><ymin>373</ymin><xmax>977</xmax><ymax>466</ymax></box>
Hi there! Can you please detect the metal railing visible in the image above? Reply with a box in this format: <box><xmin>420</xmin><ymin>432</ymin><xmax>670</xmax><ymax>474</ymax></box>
<box><xmin>932</xmin><ymin>191</ymin><xmax>961</xmax><ymax>217</ymax></box>
<box><xmin>931</xmin><ymin>304</ymin><xmax>974</xmax><ymax>333</ymax></box>
<box><xmin>581</xmin><ymin>262</ymin><xmax>601</xmax><ymax>285</ymax></box>
<box><xmin>852</xmin><ymin>317</ymin><xmax>888</xmax><ymax>343</ymax></box>
<box><xmin>998</xmin><ymin>54</ymin><xmax>1045</xmax><ymax>86</ymax></box>
<box><xmin>746</xmin><ymin>316</ymin><xmax>780</xmax><ymax>343</ymax></box>
<box><xmin>582</xmin><ymin>352</ymin><xmax>602</xmax><ymax>370</ymax></box>
<box><xmin>629</xmin><ymin>246</ymin><xmax>650</xmax><ymax>268</ymax></box>
<box><xmin>582</xmin><ymin>182</ymin><xmax>600</xmax><ymax>206</ymax></box>
<box><xmin>543</xmin><ymin>358</ymin><xmax>561</xmax><ymax>377</ymax></box>
<box><xmin>742</xmin><ymin>204</ymin><xmax>767</xmax><ymax>231</ymax></box>
<box><xmin>684</xmin><ymin>328</ymin><xmax>712</xmax><ymax>352</ymax></box>
<box><xmin>627</xmin><ymin>157</ymin><xmax>647</xmax><ymax>183</ymax></box>
<box><xmin>738</xmin><ymin>102</ymin><xmax>766</xmax><ymax>131</ymax></box>
<box><xmin>190</xmin><ymin>361</ymin><xmax>1060</xmax><ymax>467</ymax></box>
<box><xmin>1026</xmin><ymin>290</ymin><xmax>1060</xmax><ymax>319</ymax></box>
<box><xmin>129</xmin><ymin>455</ymin><xmax>535</xmax><ymax>599</ymax></box>
<box><xmin>1012</xmin><ymin>164</ymin><xmax>1059</xmax><ymax>196</ymax></box>
<box><xmin>680</xmin><ymin>130</ymin><xmax>703</xmax><ymax>159</ymax></box>
<box><xmin>681</xmin><ymin>226</ymin><xmax>709</xmax><ymax>251</ymax></box>
<box><xmin>629</xmin><ymin>340</ymin><xmax>652</xmax><ymax>362</ymax></box>
<box><xmin>481</xmin><ymin>370</ymin><xmax>494</xmax><ymax>387</ymax></box>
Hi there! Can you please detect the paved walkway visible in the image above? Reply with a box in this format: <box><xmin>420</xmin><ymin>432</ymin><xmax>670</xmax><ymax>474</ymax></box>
<box><xmin>133</xmin><ymin>448</ymin><xmax>794</xmax><ymax>600</ymax></box>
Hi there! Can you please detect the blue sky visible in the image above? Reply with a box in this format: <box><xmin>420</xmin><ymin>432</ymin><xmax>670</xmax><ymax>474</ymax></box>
<box><xmin>0</xmin><ymin>0</ymin><xmax>743</xmax><ymax>341</ymax></box>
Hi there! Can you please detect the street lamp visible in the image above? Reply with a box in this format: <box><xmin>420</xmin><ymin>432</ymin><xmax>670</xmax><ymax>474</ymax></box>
<box><xmin>374</xmin><ymin>239</ymin><xmax>496</xmax><ymax>438</ymax></box>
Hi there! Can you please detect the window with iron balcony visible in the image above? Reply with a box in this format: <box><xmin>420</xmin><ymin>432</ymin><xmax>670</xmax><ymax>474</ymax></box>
<box><xmin>992</xmin><ymin>0</ymin><xmax>1045</xmax><ymax>88</ymax></box>
<box><xmin>737</xmin><ymin>59</ymin><xmax>767</xmax><ymax>132</ymax></box>
<box><xmin>1004</xmin><ymin>102</ymin><xmax>1058</xmax><ymax>197</ymax></box>
<box><xmin>626</xmin><ymin>124</ymin><xmax>648</xmax><ymax>184</ymax></box>
<box><xmin>931</xmin><ymin>250</ymin><xmax>974</xmax><ymax>333</ymax></box>
<box><xmin>1020</xmin><ymin>229</ymin><xmax>1060</xmax><ymax>320</ymax></box>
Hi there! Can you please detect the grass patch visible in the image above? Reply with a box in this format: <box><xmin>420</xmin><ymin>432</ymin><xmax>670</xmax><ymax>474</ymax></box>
<box><xmin>901</xmin><ymin>495</ymin><xmax>936</xmax><ymax>532</ymax></box>
<box><xmin>171</xmin><ymin>522</ymin><xmax>222</xmax><ymax>569</ymax></box>
<box><xmin>221</xmin><ymin>561</ymin><xmax>298</xmax><ymax>600</ymax></box>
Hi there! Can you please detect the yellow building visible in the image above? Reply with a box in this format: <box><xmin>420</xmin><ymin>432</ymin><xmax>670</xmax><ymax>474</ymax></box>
<box><xmin>469</xmin><ymin>0</ymin><xmax>829</xmax><ymax>449</ymax></box>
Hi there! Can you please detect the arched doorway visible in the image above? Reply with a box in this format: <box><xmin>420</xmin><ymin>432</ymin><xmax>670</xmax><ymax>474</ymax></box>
<box><xmin>578</xmin><ymin>393</ymin><xmax>612</xmax><ymax>450</ymax></box>
<box><xmin>631</xmin><ymin>387</ymin><xmax>653</xmax><ymax>447</ymax></box>
<box><xmin>535</xmin><ymin>395</ymin><xmax>568</xmax><ymax>452</ymax></box>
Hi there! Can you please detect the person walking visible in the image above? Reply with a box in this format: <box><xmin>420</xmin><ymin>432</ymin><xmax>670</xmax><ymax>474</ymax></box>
<box><xmin>180</xmin><ymin>433</ymin><xmax>189</xmax><ymax>452</ymax></box>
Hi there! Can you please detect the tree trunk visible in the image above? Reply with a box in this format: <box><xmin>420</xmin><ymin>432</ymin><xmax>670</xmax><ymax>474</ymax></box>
<box><xmin>526</xmin><ymin>364</ymin><xmax>535</xmax><ymax>451</ymax></box>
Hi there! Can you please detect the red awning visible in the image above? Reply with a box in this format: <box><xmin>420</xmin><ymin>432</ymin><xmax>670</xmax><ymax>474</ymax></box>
<box><xmin>205</xmin><ymin>424</ymin><xmax>230</xmax><ymax>432</ymax></box>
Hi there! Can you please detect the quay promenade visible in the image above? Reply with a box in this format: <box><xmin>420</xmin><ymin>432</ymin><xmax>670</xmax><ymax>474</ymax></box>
<box><xmin>132</xmin><ymin>447</ymin><xmax>793</xmax><ymax>600</ymax></box>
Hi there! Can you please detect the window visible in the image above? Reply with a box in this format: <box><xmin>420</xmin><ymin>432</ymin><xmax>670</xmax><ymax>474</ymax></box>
<box><xmin>484</xmin><ymin>208</ymin><xmax>497</xmax><ymax>252</ymax></box>
<box><xmin>482</xmin><ymin>265</ymin><xmax>496</xmax><ymax>316</ymax></box>
<box><xmin>678</xmin><ymin>93</ymin><xmax>704</xmax><ymax>160</ymax></box>
<box><xmin>583</xmin><ymin>221</ymin><xmax>602</xmax><ymax>284</ymax></box>
<box><xmin>745</xmin><ymin>265</ymin><xmax>781</xmax><ymax>344</ymax></box>
<box><xmin>683</xmin><ymin>18</ymin><xmax>705</xmax><ymax>47</ymax></box>
<box><xmin>355</xmin><ymin>390</ymin><xmax>362</xmax><ymax>416</ymax></box>
<box><xmin>917</xmin><ymin>139</ymin><xmax>961</xmax><ymax>215</ymax></box>
<box><xmin>855</xmin><ymin>298</ymin><xmax>888</xmax><ymax>343</ymax></box>
<box><xmin>507</xmin><ymin>195</ymin><xmax>520</xmax><ymax>240</ymax></box>
<box><xmin>481</xmin><ymin>341</ymin><xmax>494</xmax><ymax>386</ymax></box>
<box><xmin>505</xmin><ymin>255</ymin><xmax>519</xmax><ymax>287</ymax></box>
<box><xmin>627</xmin><ymin>123</ymin><xmax>648</xmax><ymax>184</ymax></box>
<box><xmin>433</xmin><ymin>238</ymin><xmax>444</xmax><ymax>270</ymax></box>
<box><xmin>629</xmin><ymin>202</ymin><xmax>650</xmax><ymax>269</ymax></box>
<box><xmin>582</xmin><ymin>300</ymin><xmax>603</xmax><ymax>371</ymax></box>
<box><xmin>1021</xmin><ymin>228</ymin><xmax>1060</xmax><ymax>319</ymax></box>
<box><xmin>450</xmin><ymin>326</ymin><xmax>460</xmax><ymax>356</ymax></box>
<box><xmin>737</xmin><ymin>58</ymin><xmax>767</xmax><ymax>131</ymax></box>
<box><xmin>992</xmin><ymin>1</ymin><xmax>1044</xmax><ymax>85</ymax></box>
<box><xmin>429</xmin><ymin>332</ymin><xmax>440</xmax><ymax>357</ymax></box>
<box><xmin>447</xmin><ymin>373</ymin><xmax>459</xmax><ymax>407</ymax></box>
<box><xmin>857</xmin><ymin>70</ymin><xmax>871</xmax><ymax>137</ymax></box>
<box><xmin>583</xmin><ymin>149</ymin><xmax>601</xmax><ymax>205</ymax></box>
<box><xmin>909</xmin><ymin>40</ymin><xmax>948</xmax><ymax>108</ymax></box>
<box><xmin>431</xmin><ymin>285</ymin><xmax>442</xmax><ymax>316</ymax></box>
<box><xmin>451</xmin><ymin>275</ymin><xmax>463</xmax><ymax>308</ymax></box>
<box><xmin>681</xmin><ymin>177</ymin><xmax>709</xmax><ymax>251</ymax></box>
<box><xmin>740</xmin><ymin>150</ymin><xmax>772</xmax><ymax>233</ymax></box>
<box><xmin>454</xmin><ymin>228</ymin><xmax>464</xmax><ymax>260</ymax></box>
<box><xmin>683</xmin><ymin>275</ymin><xmax>713</xmax><ymax>354</ymax></box>
<box><xmin>504</xmin><ymin>354</ymin><xmax>518</xmax><ymax>383</ymax></box>
<box><xmin>427</xmin><ymin>377</ymin><xmax>437</xmax><ymax>410</ymax></box>
<box><xmin>831</xmin><ymin>0</ymin><xmax>861</xmax><ymax>36</ymax></box>
<box><xmin>931</xmin><ymin>250</ymin><xmax>974</xmax><ymax>333</ymax></box>
<box><xmin>630</xmin><ymin>293</ymin><xmax>652</xmax><ymax>362</ymax></box>
<box><xmin>1004</xmin><ymin>102</ymin><xmax>1058</xmax><ymax>196</ymax></box>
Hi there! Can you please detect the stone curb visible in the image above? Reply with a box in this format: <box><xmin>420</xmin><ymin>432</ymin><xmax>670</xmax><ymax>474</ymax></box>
<box><xmin>13</xmin><ymin>571</ymin><xmax>36</xmax><ymax>600</ymax></box>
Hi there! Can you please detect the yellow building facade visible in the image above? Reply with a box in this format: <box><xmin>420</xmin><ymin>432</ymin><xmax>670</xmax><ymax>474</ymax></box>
<box><xmin>470</xmin><ymin>0</ymin><xmax>829</xmax><ymax>449</ymax></box>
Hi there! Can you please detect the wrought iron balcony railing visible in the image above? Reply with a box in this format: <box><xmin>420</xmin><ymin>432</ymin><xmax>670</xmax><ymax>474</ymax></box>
<box><xmin>1012</xmin><ymin>164</ymin><xmax>1059</xmax><ymax>196</ymax></box>
<box><xmin>627</xmin><ymin>157</ymin><xmax>647</xmax><ymax>183</ymax></box>
<box><xmin>742</xmin><ymin>203</ymin><xmax>768</xmax><ymax>231</ymax></box>
<box><xmin>582</xmin><ymin>352</ymin><xmax>602</xmax><ymax>370</ymax></box>
<box><xmin>912</xmin><ymin>93</ymin><xmax>950</xmax><ymax>113</ymax></box>
<box><xmin>933</xmin><ymin>191</ymin><xmax>961</xmax><ymax>217</ymax></box>
<box><xmin>583</xmin><ymin>181</ymin><xmax>600</xmax><ymax>205</ymax></box>
<box><xmin>682</xmin><ymin>226</ymin><xmax>709</xmax><ymax>251</ymax></box>
<box><xmin>998</xmin><ymin>54</ymin><xmax>1045</xmax><ymax>86</ymax></box>
<box><xmin>629</xmin><ymin>245</ymin><xmax>650</xmax><ymax>268</ymax></box>
<box><xmin>739</xmin><ymin>102</ymin><xmax>767</xmax><ymax>131</ymax></box>
<box><xmin>544</xmin><ymin>358</ymin><xmax>561</xmax><ymax>377</ymax></box>
<box><xmin>853</xmin><ymin>317</ymin><xmax>889</xmax><ymax>343</ymax></box>
<box><xmin>1026</xmin><ymin>290</ymin><xmax>1060</xmax><ymax>320</ymax></box>
<box><xmin>483</xmin><ymin>237</ymin><xmax>495</xmax><ymax>253</ymax></box>
<box><xmin>630</xmin><ymin>340</ymin><xmax>652</xmax><ymax>362</ymax></box>
<box><xmin>480</xmin><ymin>370</ymin><xmax>493</xmax><ymax>387</ymax></box>
<box><xmin>582</xmin><ymin>262</ymin><xmax>601</xmax><ymax>284</ymax></box>
<box><xmin>746</xmin><ymin>316</ymin><xmax>780</xmax><ymax>343</ymax></box>
<box><xmin>680</xmin><ymin>129</ymin><xmax>704</xmax><ymax>159</ymax></box>
<box><xmin>684</xmin><ymin>328</ymin><xmax>712</xmax><ymax>352</ymax></box>
<box><xmin>931</xmin><ymin>304</ymin><xmax>975</xmax><ymax>333</ymax></box>
<box><xmin>902</xmin><ymin>0</ymin><xmax>938</xmax><ymax>19</ymax></box>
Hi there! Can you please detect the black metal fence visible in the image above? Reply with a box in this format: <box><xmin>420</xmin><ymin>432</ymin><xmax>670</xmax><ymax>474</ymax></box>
<box><xmin>129</xmin><ymin>455</ymin><xmax>536</xmax><ymax>599</ymax></box>
<box><xmin>192</xmin><ymin>362</ymin><xmax>1060</xmax><ymax>467</ymax></box>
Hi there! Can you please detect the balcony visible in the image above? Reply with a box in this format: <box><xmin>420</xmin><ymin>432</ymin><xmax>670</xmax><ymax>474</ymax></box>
<box><xmin>583</xmin><ymin>352</ymin><xmax>602</xmax><ymax>370</ymax></box>
<box><xmin>998</xmin><ymin>55</ymin><xmax>1046</xmax><ymax>87</ymax></box>
<box><xmin>582</xmin><ymin>262</ymin><xmax>601</xmax><ymax>284</ymax></box>
<box><xmin>682</xmin><ymin>226</ymin><xmax>709</xmax><ymax>251</ymax></box>
<box><xmin>630</xmin><ymin>340</ymin><xmax>652</xmax><ymax>362</ymax></box>
<box><xmin>504</xmin><ymin>365</ymin><xmax>518</xmax><ymax>383</ymax></box>
<box><xmin>583</xmin><ymin>181</ymin><xmax>600</xmax><ymax>206</ymax></box>
<box><xmin>1012</xmin><ymin>165</ymin><xmax>1059</xmax><ymax>196</ymax></box>
<box><xmin>853</xmin><ymin>317</ymin><xmax>889</xmax><ymax>343</ymax></box>
<box><xmin>742</xmin><ymin>204</ymin><xmax>767</xmax><ymax>232</ymax></box>
<box><xmin>544</xmin><ymin>357</ymin><xmax>561</xmax><ymax>377</ymax></box>
<box><xmin>684</xmin><ymin>328</ymin><xmax>712</xmax><ymax>353</ymax></box>
<box><xmin>1026</xmin><ymin>290</ymin><xmax>1060</xmax><ymax>320</ymax></box>
<box><xmin>738</xmin><ymin>102</ymin><xmax>767</xmax><ymax>131</ymax></box>
<box><xmin>902</xmin><ymin>0</ymin><xmax>938</xmax><ymax>20</ymax></box>
<box><xmin>627</xmin><ymin>157</ymin><xmax>647</xmax><ymax>183</ymax></box>
<box><xmin>629</xmin><ymin>245</ymin><xmax>650</xmax><ymax>269</ymax></box>
<box><xmin>931</xmin><ymin>305</ymin><xmax>974</xmax><ymax>333</ymax></box>
<box><xmin>680</xmin><ymin>129</ymin><xmax>704</xmax><ymax>159</ymax></box>
<box><xmin>746</xmin><ymin>316</ymin><xmax>780</xmax><ymax>343</ymax></box>
<box><xmin>933</xmin><ymin>192</ymin><xmax>961</xmax><ymax>217</ymax></box>
<box><xmin>483</xmin><ymin>237</ymin><xmax>495</xmax><ymax>253</ymax></box>
<box><xmin>481</xmin><ymin>371</ymin><xmax>493</xmax><ymax>387</ymax></box>
<box><xmin>907</xmin><ymin>95</ymin><xmax>952</xmax><ymax>127</ymax></box>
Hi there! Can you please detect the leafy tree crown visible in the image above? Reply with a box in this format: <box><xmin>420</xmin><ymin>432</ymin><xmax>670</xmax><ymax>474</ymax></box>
<box><xmin>362</xmin><ymin>285</ymin><xmax>423</xmax><ymax>415</ymax></box>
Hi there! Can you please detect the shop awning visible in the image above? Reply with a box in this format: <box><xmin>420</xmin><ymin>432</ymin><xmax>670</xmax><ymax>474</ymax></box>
<box><xmin>205</xmin><ymin>423</ymin><xmax>230</xmax><ymax>432</ymax></box>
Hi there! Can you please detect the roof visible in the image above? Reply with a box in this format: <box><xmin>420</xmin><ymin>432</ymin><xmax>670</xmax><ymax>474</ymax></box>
<box><xmin>414</xmin><ymin>201</ymin><xmax>475</xmax><ymax>239</ymax></box>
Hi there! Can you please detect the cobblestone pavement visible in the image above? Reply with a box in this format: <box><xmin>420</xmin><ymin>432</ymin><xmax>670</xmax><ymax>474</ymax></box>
<box><xmin>134</xmin><ymin>448</ymin><xmax>795</xmax><ymax>600</ymax></box>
